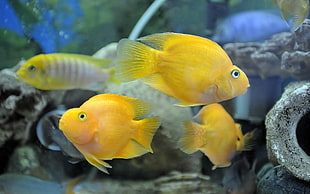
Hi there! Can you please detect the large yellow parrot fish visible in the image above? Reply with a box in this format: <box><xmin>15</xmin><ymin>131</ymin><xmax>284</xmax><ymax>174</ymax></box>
<box><xmin>59</xmin><ymin>94</ymin><xmax>160</xmax><ymax>174</ymax></box>
<box><xmin>115</xmin><ymin>32</ymin><xmax>249</xmax><ymax>106</ymax></box>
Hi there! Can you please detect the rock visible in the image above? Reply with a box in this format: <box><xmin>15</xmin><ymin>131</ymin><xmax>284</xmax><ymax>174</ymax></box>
<box><xmin>265</xmin><ymin>81</ymin><xmax>310</xmax><ymax>181</ymax></box>
<box><xmin>74</xmin><ymin>172</ymin><xmax>224</xmax><ymax>194</ymax></box>
<box><xmin>281</xmin><ymin>51</ymin><xmax>310</xmax><ymax>80</ymax></box>
<box><xmin>257</xmin><ymin>165</ymin><xmax>310</xmax><ymax>194</ymax></box>
<box><xmin>224</xmin><ymin>19</ymin><xmax>310</xmax><ymax>79</ymax></box>
<box><xmin>154</xmin><ymin>171</ymin><xmax>224</xmax><ymax>194</ymax></box>
<box><xmin>294</xmin><ymin>19</ymin><xmax>310</xmax><ymax>51</ymax></box>
<box><xmin>0</xmin><ymin>69</ymin><xmax>47</xmax><ymax>146</ymax></box>
<box><xmin>6</xmin><ymin>144</ymin><xmax>88</xmax><ymax>182</ymax></box>
<box><xmin>7</xmin><ymin>145</ymin><xmax>41</xmax><ymax>175</ymax></box>
<box><xmin>92</xmin><ymin>42</ymin><xmax>118</xmax><ymax>60</ymax></box>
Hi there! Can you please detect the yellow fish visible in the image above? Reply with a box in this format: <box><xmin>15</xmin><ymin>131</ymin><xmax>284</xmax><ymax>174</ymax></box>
<box><xmin>273</xmin><ymin>0</ymin><xmax>309</xmax><ymax>30</ymax></box>
<box><xmin>115</xmin><ymin>32</ymin><xmax>249</xmax><ymax>106</ymax></box>
<box><xmin>16</xmin><ymin>53</ymin><xmax>118</xmax><ymax>90</ymax></box>
<box><xmin>179</xmin><ymin>103</ymin><xmax>255</xmax><ymax>170</ymax></box>
<box><xmin>59</xmin><ymin>94</ymin><xmax>160</xmax><ymax>174</ymax></box>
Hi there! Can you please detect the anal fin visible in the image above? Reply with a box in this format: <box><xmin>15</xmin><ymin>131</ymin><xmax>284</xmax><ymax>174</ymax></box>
<box><xmin>84</xmin><ymin>153</ymin><xmax>112</xmax><ymax>174</ymax></box>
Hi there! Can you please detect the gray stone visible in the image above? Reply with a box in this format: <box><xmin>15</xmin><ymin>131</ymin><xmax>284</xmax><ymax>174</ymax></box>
<box><xmin>74</xmin><ymin>172</ymin><xmax>224</xmax><ymax>194</ymax></box>
<box><xmin>154</xmin><ymin>171</ymin><xmax>224</xmax><ymax>194</ymax></box>
<box><xmin>0</xmin><ymin>69</ymin><xmax>47</xmax><ymax>146</ymax></box>
<box><xmin>265</xmin><ymin>81</ymin><xmax>310</xmax><ymax>181</ymax></box>
<box><xmin>7</xmin><ymin>145</ymin><xmax>40</xmax><ymax>175</ymax></box>
<box><xmin>224</xmin><ymin>19</ymin><xmax>310</xmax><ymax>79</ymax></box>
<box><xmin>281</xmin><ymin>51</ymin><xmax>310</xmax><ymax>80</ymax></box>
<box><xmin>257</xmin><ymin>166</ymin><xmax>310</xmax><ymax>194</ymax></box>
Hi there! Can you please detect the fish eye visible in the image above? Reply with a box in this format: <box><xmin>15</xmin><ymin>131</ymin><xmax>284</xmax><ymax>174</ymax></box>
<box><xmin>231</xmin><ymin>69</ymin><xmax>240</xmax><ymax>79</ymax></box>
<box><xmin>28</xmin><ymin>65</ymin><xmax>36</xmax><ymax>72</ymax></box>
<box><xmin>78</xmin><ymin>112</ymin><xmax>87</xmax><ymax>121</ymax></box>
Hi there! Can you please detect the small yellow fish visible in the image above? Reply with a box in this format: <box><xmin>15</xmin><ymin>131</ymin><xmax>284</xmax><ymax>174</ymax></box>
<box><xmin>115</xmin><ymin>32</ymin><xmax>249</xmax><ymax>106</ymax></box>
<box><xmin>273</xmin><ymin>0</ymin><xmax>309</xmax><ymax>30</ymax></box>
<box><xmin>16</xmin><ymin>53</ymin><xmax>118</xmax><ymax>90</ymax></box>
<box><xmin>179</xmin><ymin>103</ymin><xmax>255</xmax><ymax>169</ymax></box>
<box><xmin>59</xmin><ymin>94</ymin><xmax>160</xmax><ymax>173</ymax></box>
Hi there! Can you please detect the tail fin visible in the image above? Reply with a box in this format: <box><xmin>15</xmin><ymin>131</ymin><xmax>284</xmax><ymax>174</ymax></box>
<box><xmin>242</xmin><ymin>129</ymin><xmax>258</xmax><ymax>151</ymax></box>
<box><xmin>115</xmin><ymin>39</ymin><xmax>158</xmax><ymax>82</ymax></box>
<box><xmin>135</xmin><ymin>116</ymin><xmax>160</xmax><ymax>152</ymax></box>
<box><xmin>179</xmin><ymin>121</ymin><xmax>204</xmax><ymax>154</ymax></box>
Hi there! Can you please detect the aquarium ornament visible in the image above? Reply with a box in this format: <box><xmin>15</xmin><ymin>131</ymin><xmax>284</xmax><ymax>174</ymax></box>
<box><xmin>128</xmin><ymin>0</ymin><xmax>166</xmax><ymax>40</ymax></box>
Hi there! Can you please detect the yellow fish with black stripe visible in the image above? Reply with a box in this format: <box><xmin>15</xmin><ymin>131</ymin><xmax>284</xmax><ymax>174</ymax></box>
<box><xmin>16</xmin><ymin>53</ymin><xmax>119</xmax><ymax>90</ymax></box>
<box><xmin>115</xmin><ymin>32</ymin><xmax>249</xmax><ymax>106</ymax></box>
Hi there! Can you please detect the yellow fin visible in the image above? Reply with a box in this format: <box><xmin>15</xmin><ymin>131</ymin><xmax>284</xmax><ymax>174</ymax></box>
<box><xmin>127</xmin><ymin>97</ymin><xmax>153</xmax><ymax>120</ymax></box>
<box><xmin>291</xmin><ymin>12</ymin><xmax>304</xmax><ymax>30</ymax></box>
<box><xmin>105</xmin><ymin>68</ymin><xmax>121</xmax><ymax>85</ymax></box>
<box><xmin>143</xmin><ymin>73</ymin><xmax>176</xmax><ymax>98</ymax></box>
<box><xmin>179</xmin><ymin>121</ymin><xmax>206</xmax><ymax>154</ymax></box>
<box><xmin>138</xmin><ymin>32</ymin><xmax>181</xmax><ymax>50</ymax></box>
<box><xmin>115</xmin><ymin>39</ymin><xmax>158</xmax><ymax>82</ymax></box>
<box><xmin>84</xmin><ymin>153</ymin><xmax>112</xmax><ymax>174</ymax></box>
<box><xmin>134</xmin><ymin>117</ymin><xmax>160</xmax><ymax>152</ymax></box>
<box><xmin>114</xmin><ymin>139</ymin><xmax>149</xmax><ymax>159</ymax></box>
<box><xmin>212</xmin><ymin>162</ymin><xmax>231</xmax><ymax>170</ymax></box>
<box><xmin>64</xmin><ymin>175</ymin><xmax>84</xmax><ymax>194</ymax></box>
<box><xmin>242</xmin><ymin>129</ymin><xmax>258</xmax><ymax>151</ymax></box>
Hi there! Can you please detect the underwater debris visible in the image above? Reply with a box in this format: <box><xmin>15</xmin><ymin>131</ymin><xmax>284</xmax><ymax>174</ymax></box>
<box><xmin>265</xmin><ymin>81</ymin><xmax>310</xmax><ymax>182</ymax></box>
<box><xmin>224</xmin><ymin>19</ymin><xmax>310</xmax><ymax>79</ymax></box>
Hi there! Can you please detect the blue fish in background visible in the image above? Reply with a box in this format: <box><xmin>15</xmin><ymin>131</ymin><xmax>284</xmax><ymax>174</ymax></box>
<box><xmin>0</xmin><ymin>0</ymin><xmax>82</xmax><ymax>53</ymax></box>
<box><xmin>212</xmin><ymin>10</ymin><xmax>290</xmax><ymax>44</ymax></box>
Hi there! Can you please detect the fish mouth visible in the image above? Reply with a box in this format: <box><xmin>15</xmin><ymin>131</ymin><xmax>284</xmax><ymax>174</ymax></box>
<box><xmin>15</xmin><ymin>71</ymin><xmax>22</xmax><ymax>79</ymax></box>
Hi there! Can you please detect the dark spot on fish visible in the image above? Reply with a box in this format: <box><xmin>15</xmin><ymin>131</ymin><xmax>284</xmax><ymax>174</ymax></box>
<box><xmin>231</xmin><ymin>69</ymin><xmax>240</xmax><ymax>79</ymax></box>
<box><xmin>28</xmin><ymin>65</ymin><xmax>36</xmax><ymax>72</ymax></box>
